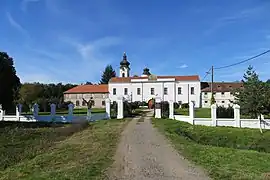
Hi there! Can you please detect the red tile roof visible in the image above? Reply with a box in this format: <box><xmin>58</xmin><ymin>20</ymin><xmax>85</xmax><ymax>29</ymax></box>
<box><xmin>109</xmin><ymin>75</ymin><xmax>200</xmax><ymax>83</ymax></box>
<box><xmin>64</xmin><ymin>84</ymin><xmax>109</xmax><ymax>94</ymax></box>
<box><xmin>201</xmin><ymin>82</ymin><xmax>243</xmax><ymax>92</ymax></box>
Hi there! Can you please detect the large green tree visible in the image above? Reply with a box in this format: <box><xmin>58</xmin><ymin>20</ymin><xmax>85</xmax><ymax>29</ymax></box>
<box><xmin>100</xmin><ymin>65</ymin><xmax>116</xmax><ymax>84</ymax></box>
<box><xmin>234</xmin><ymin>66</ymin><xmax>269</xmax><ymax>118</ymax></box>
<box><xmin>0</xmin><ymin>52</ymin><xmax>21</xmax><ymax>111</ymax></box>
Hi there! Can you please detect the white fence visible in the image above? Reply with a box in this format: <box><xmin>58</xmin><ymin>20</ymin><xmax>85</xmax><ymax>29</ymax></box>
<box><xmin>166</xmin><ymin>101</ymin><xmax>270</xmax><ymax>129</ymax></box>
<box><xmin>0</xmin><ymin>103</ymin><xmax>109</xmax><ymax>123</ymax></box>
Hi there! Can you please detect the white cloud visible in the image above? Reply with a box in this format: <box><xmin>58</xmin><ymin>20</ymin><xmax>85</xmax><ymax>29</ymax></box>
<box><xmin>6</xmin><ymin>12</ymin><xmax>27</xmax><ymax>35</ymax></box>
<box><xmin>178</xmin><ymin>64</ymin><xmax>188</xmax><ymax>69</ymax></box>
<box><xmin>21</xmin><ymin>0</ymin><xmax>40</xmax><ymax>12</ymax></box>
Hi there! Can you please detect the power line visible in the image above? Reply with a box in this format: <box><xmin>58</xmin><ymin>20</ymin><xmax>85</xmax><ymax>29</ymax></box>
<box><xmin>202</xmin><ymin>67</ymin><xmax>211</xmax><ymax>81</ymax></box>
<box><xmin>214</xmin><ymin>49</ymin><xmax>270</xmax><ymax>70</ymax></box>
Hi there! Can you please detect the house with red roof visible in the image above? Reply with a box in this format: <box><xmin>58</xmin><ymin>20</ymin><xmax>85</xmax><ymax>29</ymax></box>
<box><xmin>63</xmin><ymin>84</ymin><xmax>109</xmax><ymax>108</ymax></box>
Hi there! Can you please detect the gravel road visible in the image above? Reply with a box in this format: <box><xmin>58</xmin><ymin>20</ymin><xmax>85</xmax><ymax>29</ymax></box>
<box><xmin>106</xmin><ymin>111</ymin><xmax>210</xmax><ymax>180</ymax></box>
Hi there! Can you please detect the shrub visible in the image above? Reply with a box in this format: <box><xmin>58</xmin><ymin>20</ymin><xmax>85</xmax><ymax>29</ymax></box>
<box><xmin>181</xmin><ymin>103</ymin><xmax>189</xmax><ymax>109</ymax></box>
<box><xmin>217</xmin><ymin>106</ymin><xmax>234</xmax><ymax>118</ymax></box>
<box><xmin>161</xmin><ymin>101</ymin><xmax>169</xmax><ymax>118</ymax></box>
<box><xmin>110</xmin><ymin>101</ymin><xmax>117</xmax><ymax>119</ymax></box>
<box><xmin>175</xmin><ymin>120</ymin><xmax>270</xmax><ymax>153</ymax></box>
<box><xmin>174</xmin><ymin>102</ymin><xmax>180</xmax><ymax>109</ymax></box>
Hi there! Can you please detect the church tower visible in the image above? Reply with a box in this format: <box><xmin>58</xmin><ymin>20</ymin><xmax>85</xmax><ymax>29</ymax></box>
<box><xmin>120</xmin><ymin>52</ymin><xmax>130</xmax><ymax>77</ymax></box>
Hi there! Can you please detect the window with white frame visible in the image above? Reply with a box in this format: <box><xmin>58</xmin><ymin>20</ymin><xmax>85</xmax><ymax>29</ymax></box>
<box><xmin>178</xmin><ymin>87</ymin><xmax>182</xmax><ymax>95</ymax></box>
<box><xmin>124</xmin><ymin>88</ymin><xmax>128</xmax><ymax>95</ymax></box>
<box><xmin>137</xmin><ymin>88</ymin><xmax>141</xmax><ymax>95</ymax></box>
<box><xmin>151</xmin><ymin>88</ymin><xmax>155</xmax><ymax>95</ymax></box>
<box><xmin>164</xmin><ymin>87</ymin><xmax>168</xmax><ymax>95</ymax></box>
<box><xmin>191</xmin><ymin>87</ymin><xmax>195</xmax><ymax>95</ymax></box>
<box><xmin>113</xmin><ymin>88</ymin><xmax>116</xmax><ymax>95</ymax></box>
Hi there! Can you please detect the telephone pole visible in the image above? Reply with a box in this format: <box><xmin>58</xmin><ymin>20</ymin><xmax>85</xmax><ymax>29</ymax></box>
<box><xmin>211</xmin><ymin>65</ymin><xmax>214</xmax><ymax>94</ymax></box>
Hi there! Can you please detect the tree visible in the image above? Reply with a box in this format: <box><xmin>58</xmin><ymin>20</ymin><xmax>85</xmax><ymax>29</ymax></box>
<box><xmin>234</xmin><ymin>66</ymin><xmax>268</xmax><ymax>118</ymax></box>
<box><xmin>0</xmin><ymin>52</ymin><xmax>21</xmax><ymax>111</ymax></box>
<box><xmin>100</xmin><ymin>65</ymin><xmax>116</xmax><ymax>84</ymax></box>
<box><xmin>85</xmin><ymin>81</ymin><xmax>92</xmax><ymax>85</ymax></box>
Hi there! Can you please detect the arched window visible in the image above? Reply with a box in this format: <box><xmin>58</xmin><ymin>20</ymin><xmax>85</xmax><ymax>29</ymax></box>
<box><xmin>76</xmin><ymin>100</ymin><xmax>80</xmax><ymax>106</ymax></box>
<box><xmin>122</xmin><ymin>73</ymin><xmax>125</xmax><ymax>77</ymax></box>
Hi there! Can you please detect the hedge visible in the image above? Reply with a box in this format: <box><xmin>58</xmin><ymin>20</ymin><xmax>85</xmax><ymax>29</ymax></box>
<box><xmin>175</xmin><ymin>121</ymin><xmax>270</xmax><ymax>153</ymax></box>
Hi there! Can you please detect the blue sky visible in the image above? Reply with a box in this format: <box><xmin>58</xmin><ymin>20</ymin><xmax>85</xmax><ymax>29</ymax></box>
<box><xmin>0</xmin><ymin>0</ymin><xmax>270</xmax><ymax>84</ymax></box>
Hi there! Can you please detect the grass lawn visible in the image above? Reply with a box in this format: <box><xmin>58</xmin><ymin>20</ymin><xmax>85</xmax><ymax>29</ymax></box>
<box><xmin>21</xmin><ymin>108</ymin><xmax>106</xmax><ymax>116</ymax></box>
<box><xmin>153</xmin><ymin>118</ymin><xmax>270</xmax><ymax>180</ymax></box>
<box><xmin>0</xmin><ymin>120</ymin><xmax>127</xmax><ymax>180</ymax></box>
<box><xmin>0</xmin><ymin>119</ymin><xmax>127</xmax><ymax>180</ymax></box>
<box><xmin>174</xmin><ymin>108</ymin><xmax>211</xmax><ymax>118</ymax></box>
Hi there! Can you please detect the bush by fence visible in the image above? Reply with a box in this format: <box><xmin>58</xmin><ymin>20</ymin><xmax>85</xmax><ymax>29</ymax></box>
<box><xmin>175</xmin><ymin>120</ymin><xmax>270</xmax><ymax>153</ymax></box>
<box><xmin>161</xmin><ymin>101</ymin><xmax>169</xmax><ymax>118</ymax></box>
<box><xmin>174</xmin><ymin>102</ymin><xmax>180</xmax><ymax>109</ymax></box>
<box><xmin>110</xmin><ymin>101</ymin><xmax>118</xmax><ymax>119</ymax></box>
<box><xmin>216</xmin><ymin>106</ymin><xmax>234</xmax><ymax>118</ymax></box>
<box><xmin>123</xmin><ymin>101</ymin><xmax>140</xmax><ymax>117</ymax></box>
<box><xmin>181</xmin><ymin>103</ymin><xmax>189</xmax><ymax>109</ymax></box>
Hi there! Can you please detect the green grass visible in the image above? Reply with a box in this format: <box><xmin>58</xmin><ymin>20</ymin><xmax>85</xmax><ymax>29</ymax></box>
<box><xmin>153</xmin><ymin>118</ymin><xmax>270</xmax><ymax>180</ymax></box>
<box><xmin>0</xmin><ymin>119</ymin><xmax>128</xmax><ymax>180</ymax></box>
<box><xmin>21</xmin><ymin>108</ymin><xmax>106</xmax><ymax>116</ymax></box>
<box><xmin>174</xmin><ymin>108</ymin><xmax>211</xmax><ymax>118</ymax></box>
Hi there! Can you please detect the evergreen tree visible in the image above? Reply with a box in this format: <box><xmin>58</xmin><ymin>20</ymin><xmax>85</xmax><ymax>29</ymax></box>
<box><xmin>100</xmin><ymin>65</ymin><xmax>116</xmax><ymax>84</ymax></box>
<box><xmin>0</xmin><ymin>52</ymin><xmax>21</xmax><ymax>111</ymax></box>
<box><xmin>234</xmin><ymin>65</ymin><xmax>268</xmax><ymax>118</ymax></box>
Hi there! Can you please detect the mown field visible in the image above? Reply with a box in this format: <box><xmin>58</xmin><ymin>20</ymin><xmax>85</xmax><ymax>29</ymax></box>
<box><xmin>153</xmin><ymin>118</ymin><xmax>270</xmax><ymax>180</ymax></box>
<box><xmin>0</xmin><ymin>119</ymin><xmax>128</xmax><ymax>180</ymax></box>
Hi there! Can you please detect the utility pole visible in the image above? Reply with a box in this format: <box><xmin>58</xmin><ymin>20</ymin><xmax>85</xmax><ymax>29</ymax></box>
<box><xmin>211</xmin><ymin>65</ymin><xmax>214</xmax><ymax>94</ymax></box>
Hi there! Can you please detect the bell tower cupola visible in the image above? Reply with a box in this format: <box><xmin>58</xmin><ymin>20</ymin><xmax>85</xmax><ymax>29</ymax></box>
<box><xmin>120</xmin><ymin>52</ymin><xmax>130</xmax><ymax>77</ymax></box>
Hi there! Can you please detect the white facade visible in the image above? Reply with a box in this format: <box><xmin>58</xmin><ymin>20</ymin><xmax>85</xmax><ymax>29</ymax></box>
<box><xmin>109</xmin><ymin>77</ymin><xmax>201</xmax><ymax>107</ymax></box>
<box><xmin>201</xmin><ymin>91</ymin><xmax>235</xmax><ymax>108</ymax></box>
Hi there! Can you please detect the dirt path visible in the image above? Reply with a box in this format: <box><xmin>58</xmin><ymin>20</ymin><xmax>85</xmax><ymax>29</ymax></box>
<box><xmin>106</xmin><ymin>111</ymin><xmax>210</xmax><ymax>180</ymax></box>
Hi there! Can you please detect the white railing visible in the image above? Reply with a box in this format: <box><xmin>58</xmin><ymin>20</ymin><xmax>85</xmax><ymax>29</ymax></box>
<box><xmin>169</xmin><ymin>101</ymin><xmax>270</xmax><ymax>129</ymax></box>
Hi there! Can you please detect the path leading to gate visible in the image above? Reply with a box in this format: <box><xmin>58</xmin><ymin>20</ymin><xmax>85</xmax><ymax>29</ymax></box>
<box><xmin>105</xmin><ymin>110</ymin><xmax>210</xmax><ymax>180</ymax></box>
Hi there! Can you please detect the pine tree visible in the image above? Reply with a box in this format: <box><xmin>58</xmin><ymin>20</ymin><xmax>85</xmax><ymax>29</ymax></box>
<box><xmin>234</xmin><ymin>65</ymin><xmax>268</xmax><ymax>118</ymax></box>
<box><xmin>100</xmin><ymin>65</ymin><xmax>116</xmax><ymax>84</ymax></box>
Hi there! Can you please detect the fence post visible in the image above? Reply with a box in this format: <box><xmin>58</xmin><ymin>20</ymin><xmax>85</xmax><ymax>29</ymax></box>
<box><xmin>233</xmin><ymin>104</ymin><xmax>240</xmax><ymax>127</ymax></box>
<box><xmin>33</xmin><ymin>103</ymin><xmax>39</xmax><ymax>118</ymax></box>
<box><xmin>68</xmin><ymin>103</ymin><xmax>74</xmax><ymax>121</ymax></box>
<box><xmin>169</xmin><ymin>100</ymin><xmax>174</xmax><ymax>119</ymax></box>
<box><xmin>211</xmin><ymin>104</ymin><xmax>217</xmax><ymax>126</ymax></box>
<box><xmin>0</xmin><ymin>105</ymin><xmax>3</xmax><ymax>121</ymax></box>
<box><xmin>16</xmin><ymin>105</ymin><xmax>20</xmax><ymax>121</ymax></box>
<box><xmin>106</xmin><ymin>98</ymin><xmax>111</xmax><ymax>119</ymax></box>
<box><xmin>155</xmin><ymin>97</ymin><xmax>161</xmax><ymax>118</ymax></box>
<box><xmin>50</xmin><ymin>103</ymin><xmax>56</xmax><ymax>119</ymax></box>
<box><xmin>189</xmin><ymin>101</ymin><xmax>194</xmax><ymax>124</ymax></box>
<box><xmin>117</xmin><ymin>96</ymin><xmax>123</xmax><ymax>119</ymax></box>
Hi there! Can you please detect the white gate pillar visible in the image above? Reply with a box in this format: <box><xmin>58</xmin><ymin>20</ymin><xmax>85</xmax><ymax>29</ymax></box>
<box><xmin>33</xmin><ymin>103</ymin><xmax>39</xmax><ymax>117</ymax></box>
<box><xmin>211</xmin><ymin>103</ymin><xmax>217</xmax><ymax>126</ymax></box>
<box><xmin>16</xmin><ymin>105</ymin><xmax>20</xmax><ymax>121</ymax></box>
<box><xmin>169</xmin><ymin>100</ymin><xmax>174</xmax><ymax>119</ymax></box>
<box><xmin>233</xmin><ymin>104</ymin><xmax>240</xmax><ymax>127</ymax></box>
<box><xmin>0</xmin><ymin>105</ymin><xmax>3</xmax><ymax>121</ymax></box>
<box><xmin>189</xmin><ymin>101</ymin><xmax>194</xmax><ymax>124</ymax></box>
<box><xmin>50</xmin><ymin>103</ymin><xmax>56</xmax><ymax>118</ymax></box>
<box><xmin>155</xmin><ymin>97</ymin><xmax>161</xmax><ymax>118</ymax></box>
<box><xmin>117</xmin><ymin>97</ymin><xmax>124</xmax><ymax>119</ymax></box>
<box><xmin>106</xmin><ymin>98</ymin><xmax>111</xmax><ymax>119</ymax></box>
<box><xmin>68</xmin><ymin>103</ymin><xmax>74</xmax><ymax>121</ymax></box>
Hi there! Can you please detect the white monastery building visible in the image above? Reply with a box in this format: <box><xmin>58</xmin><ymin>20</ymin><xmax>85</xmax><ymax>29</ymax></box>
<box><xmin>201</xmin><ymin>82</ymin><xmax>243</xmax><ymax>108</ymax></box>
<box><xmin>64</xmin><ymin>52</ymin><xmax>243</xmax><ymax>109</ymax></box>
<box><xmin>108</xmin><ymin>52</ymin><xmax>201</xmax><ymax>107</ymax></box>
